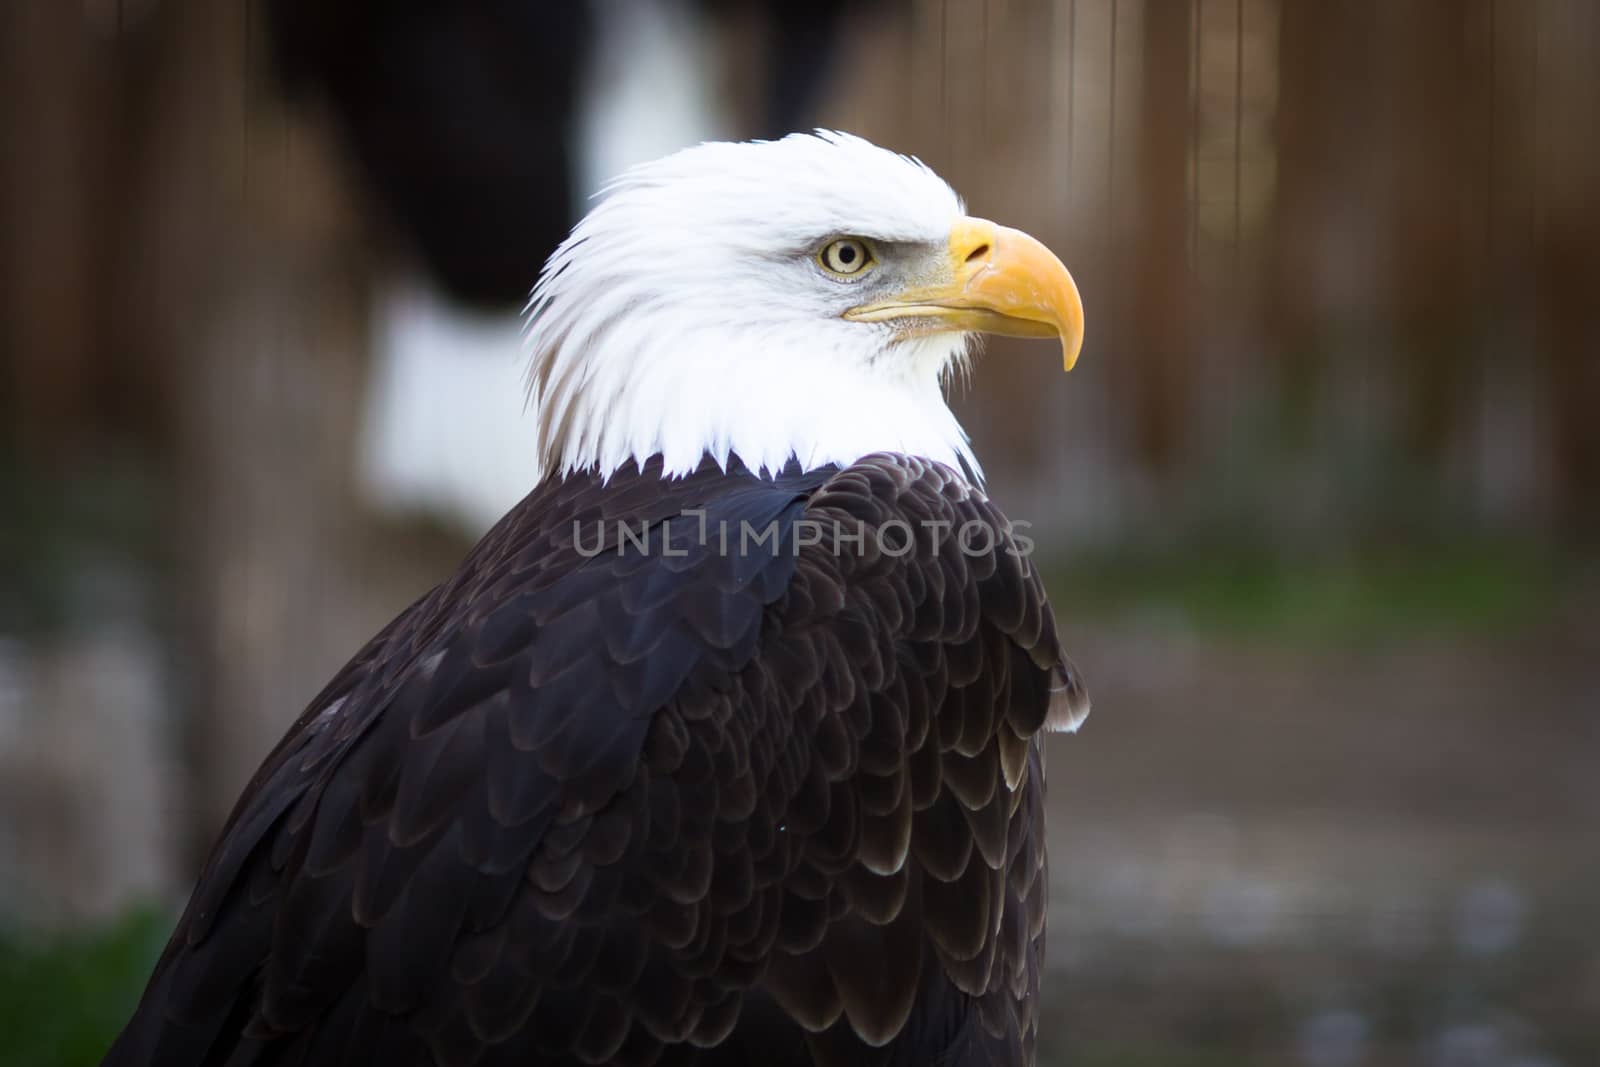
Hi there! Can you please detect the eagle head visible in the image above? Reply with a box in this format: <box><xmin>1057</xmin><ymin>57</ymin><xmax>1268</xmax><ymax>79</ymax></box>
<box><xmin>524</xmin><ymin>131</ymin><xmax>1083</xmax><ymax>481</ymax></box>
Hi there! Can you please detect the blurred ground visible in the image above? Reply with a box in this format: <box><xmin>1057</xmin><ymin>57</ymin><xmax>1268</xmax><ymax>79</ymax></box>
<box><xmin>1038</xmin><ymin>562</ymin><xmax>1600</xmax><ymax>1066</ymax></box>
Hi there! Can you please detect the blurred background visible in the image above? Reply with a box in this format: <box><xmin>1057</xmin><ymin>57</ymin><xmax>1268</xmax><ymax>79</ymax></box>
<box><xmin>2</xmin><ymin>0</ymin><xmax>1597</xmax><ymax>1064</ymax></box>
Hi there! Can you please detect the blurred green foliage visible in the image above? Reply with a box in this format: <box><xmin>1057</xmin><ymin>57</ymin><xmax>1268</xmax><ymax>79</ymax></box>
<box><xmin>0</xmin><ymin>908</ymin><xmax>170</xmax><ymax>1067</ymax></box>
<box><xmin>1045</xmin><ymin>540</ymin><xmax>1565</xmax><ymax>643</ymax></box>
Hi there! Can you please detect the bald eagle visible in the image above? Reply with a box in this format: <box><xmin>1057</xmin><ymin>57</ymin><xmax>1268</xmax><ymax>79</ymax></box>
<box><xmin>104</xmin><ymin>131</ymin><xmax>1089</xmax><ymax>1067</ymax></box>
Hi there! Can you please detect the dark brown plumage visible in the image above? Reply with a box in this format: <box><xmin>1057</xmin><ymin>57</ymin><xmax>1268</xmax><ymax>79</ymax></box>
<box><xmin>104</xmin><ymin>451</ymin><xmax>1086</xmax><ymax>1067</ymax></box>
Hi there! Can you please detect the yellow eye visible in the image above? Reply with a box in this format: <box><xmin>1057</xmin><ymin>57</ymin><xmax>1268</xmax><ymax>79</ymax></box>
<box><xmin>818</xmin><ymin>238</ymin><xmax>874</xmax><ymax>277</ymax></box>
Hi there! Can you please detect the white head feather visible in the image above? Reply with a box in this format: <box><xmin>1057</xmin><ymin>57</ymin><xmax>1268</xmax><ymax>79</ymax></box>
<box><xmin>524</xmin><ymin>131</ymin><xmax>979</xmax><ymax>482</ymax></box>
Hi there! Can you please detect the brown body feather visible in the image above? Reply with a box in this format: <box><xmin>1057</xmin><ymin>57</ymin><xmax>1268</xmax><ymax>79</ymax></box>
<box><xmin>103</xmin><ymin>452</ymin><xmax>1085</xmax><ymax>1067</ymax></box>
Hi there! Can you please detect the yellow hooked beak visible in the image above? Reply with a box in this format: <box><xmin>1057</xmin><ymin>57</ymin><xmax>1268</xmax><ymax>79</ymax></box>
<box><xmin>843</xmin><ymin>217</ymin><xmax>1085</xmax><ymax>371</ymax></box>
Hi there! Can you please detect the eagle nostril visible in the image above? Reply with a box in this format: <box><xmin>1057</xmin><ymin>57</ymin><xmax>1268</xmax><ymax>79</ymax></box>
<box><xmin>964</xmin><ymin>243</ymin><xmax>990</xmax><ymax>264</ymax></box>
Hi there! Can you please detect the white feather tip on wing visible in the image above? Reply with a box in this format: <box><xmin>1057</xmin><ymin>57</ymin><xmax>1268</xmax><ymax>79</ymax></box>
<box><xmin>1045</xmin><ymin>662</ymin><xmax>1091</xmax><ymax>733</ymax></box>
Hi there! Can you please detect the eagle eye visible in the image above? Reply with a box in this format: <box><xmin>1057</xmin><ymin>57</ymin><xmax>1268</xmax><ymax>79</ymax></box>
<box><xmin>818</xmin><ymin>238</ymin><xmax>875</xmax><ymax>278</ymax></box>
